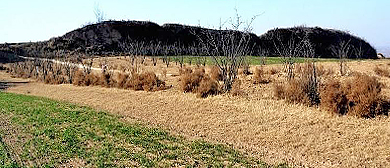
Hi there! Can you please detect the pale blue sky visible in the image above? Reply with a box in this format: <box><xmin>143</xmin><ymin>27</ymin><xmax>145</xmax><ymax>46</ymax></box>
<box><xmin>1</xmin><ymin>0</ymin><xmax>389</xmax><ymax>49</ymax></box>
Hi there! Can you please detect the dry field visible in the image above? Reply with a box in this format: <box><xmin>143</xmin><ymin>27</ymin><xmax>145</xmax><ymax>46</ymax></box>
<box><xmin>3</xmin><ymin>57</ymin><xmax>390</xmax><ymax>167</ymax></box>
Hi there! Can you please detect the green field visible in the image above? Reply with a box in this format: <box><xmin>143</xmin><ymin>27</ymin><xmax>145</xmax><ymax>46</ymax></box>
<box><xmin>165</xmin><ymin>56</ymin><xmax>340</xmax><ymax>66</ymax></box>
<box><xmin>0</xmin><ymin>92</ymin><xmax>288</xmax><ymax>167</ymax></box>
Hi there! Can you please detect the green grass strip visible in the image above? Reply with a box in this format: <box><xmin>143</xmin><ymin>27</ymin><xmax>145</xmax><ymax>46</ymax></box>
<box><xmin>0</xmin><ymin>92</ymin><xmax>288</xmax><ymax>167</ymax></box>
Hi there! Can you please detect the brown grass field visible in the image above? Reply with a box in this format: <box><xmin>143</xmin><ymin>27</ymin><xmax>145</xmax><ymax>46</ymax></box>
<box><xmin>2</xmin><ymin>57</ymin><xmax>390</xmax><ymax>167</ymax></box>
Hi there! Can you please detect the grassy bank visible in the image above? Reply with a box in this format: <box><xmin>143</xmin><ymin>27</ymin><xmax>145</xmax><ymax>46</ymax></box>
<box><xmin>0</xmin><ymin>92</ymin><xmax>286</xmax><ymax>167</ymax></box>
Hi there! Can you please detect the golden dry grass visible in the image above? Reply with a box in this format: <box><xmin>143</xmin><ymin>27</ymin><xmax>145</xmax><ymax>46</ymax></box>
<box><xmin>3</xmin><ymin>59</ymin><xmax>390</xmax><ymax>167</ymax></box>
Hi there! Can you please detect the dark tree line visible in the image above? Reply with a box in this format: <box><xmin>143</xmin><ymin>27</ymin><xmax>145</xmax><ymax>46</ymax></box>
<box><xmin>0</xmin><ymin>21</ymin><xmax>377</xmax><ymax>59</ymax></box>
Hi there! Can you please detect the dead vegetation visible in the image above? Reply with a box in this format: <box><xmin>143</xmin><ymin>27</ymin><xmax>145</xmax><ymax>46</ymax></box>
<box><xmin>321</xmin><ymin>73</ymin><xmax>390</xmax><ymax>118</ymax></box>
<box><xmin>374</xmin><ymin>66</ymin><xmax>390</xmax><ymax>77</ymax></box>
<box><xmin>230</xmin><ymin>79</ymin><xmax>246</xmax><ymax>96</ymax></box>
<box><xmin>179</xmin><ymin>67</ymin><xmax>220</xmax><ymax>98</ymax></box>
<box><xmin>253</xmin><ymin>67</ymin><xmax>270</xmax><ymax>84</ymax></box>
<box><xmin>274</xmin><ymin>63</ymin><xmax>320</xmax><ymax>106</ymax></box>
<box><xmin>73</xmin><ymin>70</ymin><xmax>167</xmax><ymax>91</ymax></box>
<box><xmin>274</xmin><ymin>64</ymin><xmax>390</xmax><ymax>118</ymax></box>
<box><xmin>210</xmin><ymin>66</ymin><xmax>223</xmax><ymax>81</ymax></box>
<box><xmin>6</xmin><ymin>59</ymin><xmax>167</xmax><ymax>92</ymax></box>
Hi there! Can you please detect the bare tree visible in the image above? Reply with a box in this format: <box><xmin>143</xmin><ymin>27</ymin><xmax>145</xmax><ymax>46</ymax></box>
<box><xmin>353</xmin><ymin>41</ymin><xmax>364</xmax><ymax>59</ymax></box>
<box><xmin>149</xmin><ymin>41</ymin><xmax>161</xmax><ymax>66</ymax></box>
<box><xmin>195</xmin><ymin>9</ymin><xmax>259</xmax><ymax>91</ymax></box>
<box><xmin>162</xmin><ymin>44</ymin><xmax>171</xmax><ymax>68</ymax></box>
<box><xmin>302</xmin><ymin>36</ymin><xmax>320</xmax><ymax>105</ymax></box>
<box><xmin>94</xmin><ymin>4</ymin><xmax>105</xmax><ymax>23</ymax></box>
<box><xmin>331</xmin><ymin>39</ymin><xmax>351</xmax><ymax>76</ymax></box>
<box><xmin>273</xmin><ymin>31</ymin><xmax>306</xmax><ymax>79</ymax></box>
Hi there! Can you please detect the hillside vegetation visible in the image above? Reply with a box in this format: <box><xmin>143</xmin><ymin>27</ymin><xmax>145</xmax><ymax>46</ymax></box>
<box><xmin>0</xmin><ymin>21</ymin><xmax>377</xmax><ymax>59</ymax></box>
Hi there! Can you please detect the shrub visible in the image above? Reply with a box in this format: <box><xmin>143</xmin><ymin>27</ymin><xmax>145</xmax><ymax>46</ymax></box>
<box><xmin>253</xmin><ymin>67</ymin><xmax>269</xmax><ymax>84</ymax></box>
<box><xmin>179</xmin><ymin>67</ymin><xmax>220</xmax><ymax>98</ymax></box>
<box><xmin>345</xmin><ymin>74</ymin><xmax>388</xmax><ymax>117</ymax></box>
<box><xmin>269</xmin><ymin>67</ymin><xmax>280</xmax><ymax>75</ymax></box>
<box><xmin>179</xmin><ymin>68</ymin><xmax>206</xmax><ymax>93</ymax></box>
<box><xmin>197</xmin><ymin>76</ymin><xmax>220</xmax><ymax>98</ymax></box>
<box><xmin>114</xmin><ymin>72</ymin><xmax>129</xmax><ymax>88</ymax></box>
<box><xmin>274</xmin><ymin>63</ymin><xmax>320</xmax><ymax>106</ymax></box>
<box><xmin>73</xmin><ymin>70</ymin><xmax>86</xmax><ymax>86</ymax></box>
<box><xmin>210</xmin><ymin>66</ymin><xmax>223</xmax><ymax>81</ymax></box>
<box><xmin>230</xmin><ymin>79</ymin><xmax>246</xmax><ymax>97</ymax></box>
<box><xmin>320</xmin><ymin>80</ymin><xmax>349</xmax><ymax>115</ymax></box>
<box><xmin>126</xmin><ymin>72</ymin><xmax>166</xmax><ymax>91</ymax></box>
<box><xmin>273</xmin><ymin>83</ymin><xmax>285</xmax><ymax>100</ymax></box>
<box><xmin>320</xmin><ymin>73</ymin><xmax>390</xmax><ymax>118</ymax></box>
<box><xmin>99</xmin><ymin>71</ymin><xmax>113</xmax><ymax>87</ymax></box>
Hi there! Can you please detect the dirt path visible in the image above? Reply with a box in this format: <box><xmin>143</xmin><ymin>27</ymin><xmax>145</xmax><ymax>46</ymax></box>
<box><xmin>4</xmin><ymin>69</ymin><xmax>390</xmax><ymax>168</ymax></box>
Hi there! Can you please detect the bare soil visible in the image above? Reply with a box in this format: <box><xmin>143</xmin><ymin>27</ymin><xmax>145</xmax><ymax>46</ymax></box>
<box><xmin>3</xmin><ymin>59</ymin><xmax>390</xmax><ymax>168</ymax></box>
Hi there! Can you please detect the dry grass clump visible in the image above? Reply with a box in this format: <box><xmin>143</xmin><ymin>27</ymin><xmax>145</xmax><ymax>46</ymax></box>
<box><xmin>320</xmin><ymin>79</ymin><xmax>349</xmax><ymax>115</ymax></box>
<box><xmin>6</xmin><ymin>60</ymin><xmax>167</xmax><ymax>92</ymax></box>
<box><xmin>274</xmin><ymin>77</ymin><xmax>319</xmax><ymax>106</ymax></box>
<box><xmin>73</xmin><ymin>71</ymin><xmax>100</xmax><ymax>86</ymax></box>
<box><xmin>179</xmin><ymin>67</ymin><xmax>193</xmax><ymax>75</ymax></box>
<box><xmin>162</xmin><ymin>69</ymin><xmax>167</xmax><ymax>79</ymax></box>
<box><xmin>230</xmin><ymin>80</ymin><xmax>246</xmax><ymax>97</ymax></box>
<box><xmin>374</xmin><ymin>66</ymin><xmax>390</xmax><ymax>77</ymax></box>
<box><xmin>44</xmin><ymin>72</ymin><xmax>65</xmax><ymax>85</ymax></box>
<box><xmin>321</xmin><ymin>73</ymin><xmax>390</xmax><ymax>118</ymax></box>
<box><xmin>210</xmin><ymin>66</ymin><xmax>223</xmax><ymax>81</ymax></box>
<box><xmin>73</xmin><ymin>70</ymin><xmax>87</xmax><ymax>86</ymax></box>
<box><xmin>113</xmin><ymin>73</ymin><xmax>129</xmax><ymax>88</ymax></box>
<box><xmin>73</xmin><ymin>70</ymin><xmax>167</xmax><ymax>91</ymax></box>
<box><xmin>197</xmin><ymin>75</ymin><xmax>220</xmax><ymax>98</ymax></box>
<box><xmin>274</xmin><ymin>64</ymin><xmax>320</xmax><ymax>106</ymax></box>
<box><xmin>179</xmin><ymin>67</ymin><xmax>220</xmax><ymax>98</ymax></box>
<box><xmin>269</xmin><ymin>67</ymin><xmax>280</xmax><ymax>75</ymax></box>
<box><xmin>98</xmin><ymin>71</ymin><xmax>114</xmax><ymax>87</ymax></box>
<box><xmin>126</xmin><ymin>72</ymin><xmax>167</xmax><ymax>91</ymax></box>
<box><xmin>275</xmin><ymin>64</ymin><xmax>390</xmax><ymax>117</ymax></box>
<box><xmin>253</xmin><ymin>67</ymin><xmax>269</xmax><ymax>84</ymax></box>
<box><xmin>179</xmin><ymin>68</ymin><xmax>205</xmax><ymax>93</ymax></box>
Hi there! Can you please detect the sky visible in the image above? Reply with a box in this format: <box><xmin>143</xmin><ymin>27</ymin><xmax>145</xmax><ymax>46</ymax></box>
<box><xmin>1</xmin><ymin>0</ymin><xmax>389</xmax><ymax>51</ymax></box>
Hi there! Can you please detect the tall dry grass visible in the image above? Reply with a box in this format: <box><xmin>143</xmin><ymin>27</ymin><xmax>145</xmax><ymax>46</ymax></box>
<box><xmin>7</xmin><ymin>60</ymin><xmax>167</xmax><ymax>92</ymax></box>
<box><xmin>321</xmin><ymin>73</ymin><xmax>390</xmax><ymax>118</ymax></box>
<box><xmin>274</xmin><ymin>63</ymin><xmax>320</xmax><ymax>106</ymax></box>
<box><xmin>179</xmin><ymin>67</ymin><xmax>220</xmax><ymax>98</ymax></box>
<box><xmin>210</xmin><ymin>66</ymin><xmax>223</xmax><ymax>81</ymax></box>
<box><xmin>253</xmin><ymin>67</ymin><xmax>269</xmax><ymax>84</ymax></box>
<box><xmin>275</xmin><ymin>63</ymin><xmax>390</xmax><ymax>117</ymax></box>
